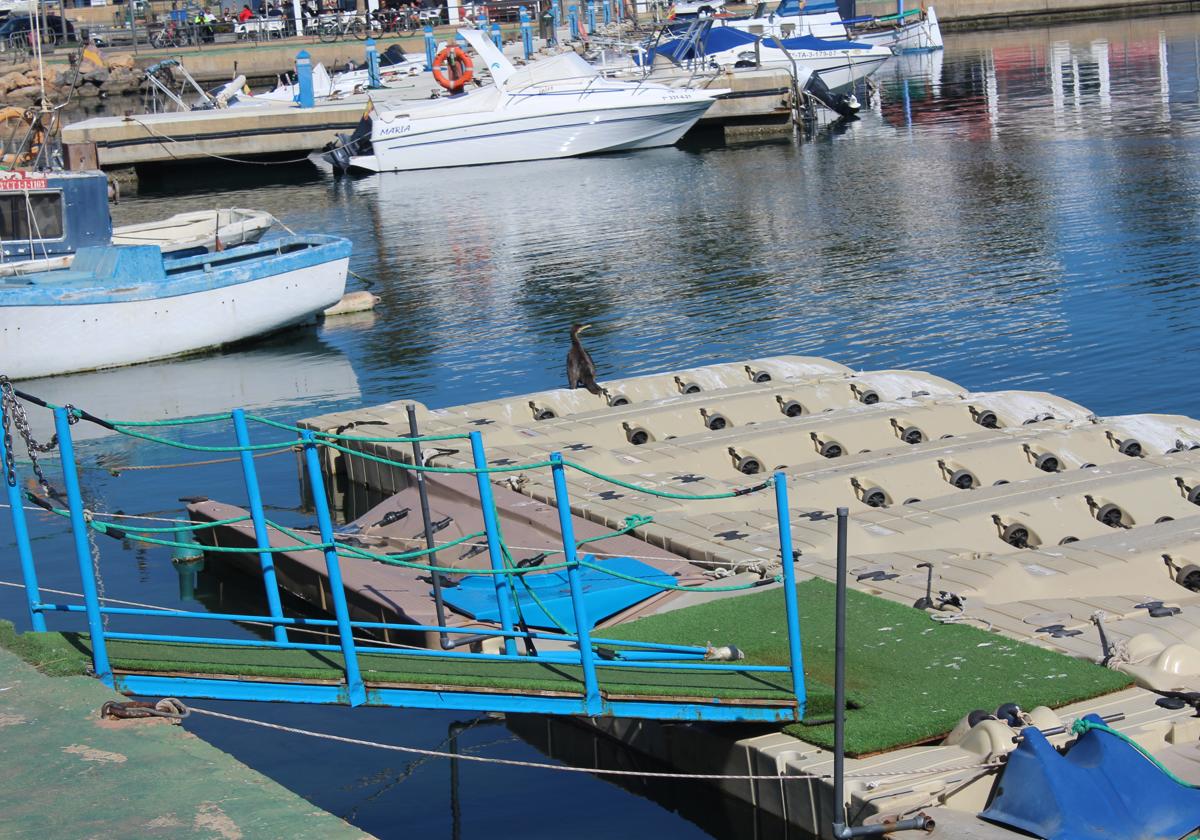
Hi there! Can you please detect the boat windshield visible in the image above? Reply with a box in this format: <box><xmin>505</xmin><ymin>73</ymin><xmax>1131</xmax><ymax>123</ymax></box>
<box><xmin>503</xmin><ymin>52</ymin><xmax>598</xmax><ymax>88</ymax></box>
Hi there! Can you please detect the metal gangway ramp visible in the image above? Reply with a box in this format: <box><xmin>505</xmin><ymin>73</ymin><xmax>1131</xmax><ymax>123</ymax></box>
<box><xmin>1</xmin><ymin>392</ymin><xmax>809</xmax><ymax>724</ymax></box>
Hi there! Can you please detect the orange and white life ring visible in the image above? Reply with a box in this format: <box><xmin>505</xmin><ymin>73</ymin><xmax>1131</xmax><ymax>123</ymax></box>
<box><xmin>432</xmin><ymin>45</ymin><xmax>474</xmax><ymax>93</ymax></box>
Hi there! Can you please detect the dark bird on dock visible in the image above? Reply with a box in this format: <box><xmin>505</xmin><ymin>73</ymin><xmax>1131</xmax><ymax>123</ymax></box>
<box><xmin>566</xmin><ymin>323</ymin><xmax>602</xmax><ymax>395</ymax></box>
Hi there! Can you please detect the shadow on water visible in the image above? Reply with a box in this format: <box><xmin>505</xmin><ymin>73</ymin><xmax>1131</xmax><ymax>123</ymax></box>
<box><xmin>10</xmin><ymin>12</ymin><xmax>1200</xmax><ymax>837</ymax></box>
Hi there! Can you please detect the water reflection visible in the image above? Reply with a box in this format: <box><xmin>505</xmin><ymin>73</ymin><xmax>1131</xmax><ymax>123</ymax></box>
<box><xmin>8</xmin><ymin>13</ymin><xmax>1200</xmax><ymax>838</ymax></box>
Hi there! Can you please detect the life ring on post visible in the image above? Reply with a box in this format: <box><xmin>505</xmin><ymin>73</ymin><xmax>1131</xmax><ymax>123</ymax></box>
<box><xmin>432</xmin><ymin>45</ymin><xmax>474</xmax><ymax>93</ymax></box>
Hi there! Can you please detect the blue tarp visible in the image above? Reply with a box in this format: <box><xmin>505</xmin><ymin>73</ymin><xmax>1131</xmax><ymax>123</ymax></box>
<box><xmin>980</xmin><ymin>714</ymin><xmax>1200</xmax><ymax>839</ymax></box>
<box><xmin>647</xmin><ymin>27</ymin><xmax>870</xmax><ymax>63</ymax></box>
<box><xmin>440</xmin><ymin>555</ymin><xmax>674</xmax><ymax>633</ymax></box>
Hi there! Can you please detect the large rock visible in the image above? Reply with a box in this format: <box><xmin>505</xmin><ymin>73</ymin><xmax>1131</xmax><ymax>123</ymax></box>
<box><xmin>106</xmin><ymin>52</ymin><xmax>135</xmax><ymax>71</ymax></box>
<box><xmin>0</xmin><ymin>71</ymin><xmax>30</xmax><ymax>92</ymax></box>
<box><xmin>6</xmin><ymin>84</ymin><xmax>44</xmax><ymax>101</ymax></box>
<box><xmin>82</xmin><ymin>66</ymin><xmax>109</xmax><ymax>85</ymax></box>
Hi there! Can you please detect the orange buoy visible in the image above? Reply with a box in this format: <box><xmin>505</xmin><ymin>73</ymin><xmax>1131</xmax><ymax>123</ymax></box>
<box><xmin>432</xmin><ymin>45</ymin><xmax>474</xmax><ymax>93</ymax></box>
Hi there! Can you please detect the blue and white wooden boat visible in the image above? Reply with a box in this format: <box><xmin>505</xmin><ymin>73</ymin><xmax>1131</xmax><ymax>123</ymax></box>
<box><xmin>1</xmin><ymin>235</ymin><xmax>351</xmax><ymax>379</ymax></box>
<box><xmin>0</xmin><ymin>169</ymin><xmax>273</xmax><ymax>277</ymax></box>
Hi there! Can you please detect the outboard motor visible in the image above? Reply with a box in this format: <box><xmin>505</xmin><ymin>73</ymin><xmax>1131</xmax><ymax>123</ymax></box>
<box><xmin>324</xmin><ymin>112</ymin><xmax>373</xmax><ymax>175</ymax></box>
<box><xmin>803</xmin><ymin>71</ymin><xmax>861</xmax><ymax>120</ymax></box>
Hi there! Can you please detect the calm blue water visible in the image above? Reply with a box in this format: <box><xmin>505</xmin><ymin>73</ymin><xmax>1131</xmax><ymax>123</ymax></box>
<box><xmin>6</xmin><ymin>13</ymin><xmax>1200</xmax><ymax>837</ymax></box>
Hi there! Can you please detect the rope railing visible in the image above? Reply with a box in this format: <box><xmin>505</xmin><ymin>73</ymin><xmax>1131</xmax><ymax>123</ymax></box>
<box><xmin>0</xmin><ymin>390</ymin><xmax>808</xmax><ymax>723</ymax></box>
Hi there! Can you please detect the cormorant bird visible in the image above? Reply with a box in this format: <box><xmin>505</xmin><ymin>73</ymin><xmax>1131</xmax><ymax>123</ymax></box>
<box><xmin>566</xmin><ymin>323</ymin><xmax>602</xmax><ymax>395</ymax></box>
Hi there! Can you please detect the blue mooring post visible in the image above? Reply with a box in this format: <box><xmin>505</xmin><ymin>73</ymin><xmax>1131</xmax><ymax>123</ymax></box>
<box><xmin>0</xmin><ymin>428</ymin><xmax>46</xmax><ymax>631</ymax></box>
<box><xmin>586</xmin><ymin>0</ymin><xmax>596</xmax><ymax>34</ymax></box>
<box><xmin>232</xmin><ymin>409</ymin><xmax>288</xmax><ymax>644</ymax></box>
<box><xmin>301</xmin><ymin>431</ymin><xmax>366</xmax><ymax>706</ymax></box>
<box><xmin>614</xmin><ymin>0</ymin><xmax>622</xmax><ymax>23</ymax></box>
<box><xmin>468</xmin><ymin>431</ymin><xmax>518</xmax><ymax>657</ymax></box>
<box><xmin>773</xmin><ymin>471</ymin><xmax>807</xmax><ymax>718</ymax></box>
<box><xmin>295</xmin><ymin>50</ymin><xmax>314</xmax><ymax>108</ymax></box>
<box><xmin>54</xmin><ymin>407</ymin><xmax>112</xmax><ymax>686</ymax></box>
<box><xmin>519</xmin><ymin>6</ymin><xmax>532</xmax><ymax>59</ymax></box>
<box><xmin>550</xmin><ymin>2</ymin><xmax>560</xmax><ymax>44</ymax></box>
<box><xmin>490</xmin><ymin>21</ymin><xmax>502</xmax><ymax>49</ymax></box>
<box><xmin>423</xmin><ymin>25</ymin><xmax>436</xmax><ymax>71</ymax></box>
<box><xmin>568</xmin><ymin>4</ymin><xmax>578</xmax><ymax>38</ymax></box>
<box><xmin>549</xmin><ymin>452</ymin><xmax>602</xmax><ymax>716</ymax></box>
<box><xmin>602</xmin><ymin>0</ymin><xmax>610</xmax><ymax>25</ymax></box>
<box><xmin>364</xmin><ymin>37</ymin><xmax>381</xmax><ymax>88</ymax></box>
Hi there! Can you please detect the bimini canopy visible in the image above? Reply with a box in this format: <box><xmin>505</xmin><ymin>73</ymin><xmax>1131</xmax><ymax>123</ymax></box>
<box><xmin>645</xmin><ymin>27</ymin><xmax>871</xmax><ymax>63</ymax></box>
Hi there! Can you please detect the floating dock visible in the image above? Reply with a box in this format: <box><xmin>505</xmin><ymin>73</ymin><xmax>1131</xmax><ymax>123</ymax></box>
<box><xmin>285</xmin><ymin>354</ymin><xmax>1200</xmax><ymax>835</ymax></box>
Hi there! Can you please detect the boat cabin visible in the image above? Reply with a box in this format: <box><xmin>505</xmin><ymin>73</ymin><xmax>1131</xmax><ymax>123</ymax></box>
<box><xmin>0</xmin><ymin>170</ymin><xmax>112</xmax><ymax>265</ymax></box>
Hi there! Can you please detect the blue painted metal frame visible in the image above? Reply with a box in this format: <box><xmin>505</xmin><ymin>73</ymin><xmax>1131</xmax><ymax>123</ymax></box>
<box><xmin>232</xmin><ymin>409</ymin><xmax>288</xmax><ymax>643</ymax></box>
<box><xmin>0</xmin><ymin>427</ymin><xmax>46</xmax><ymax>631</ymax></box>
<box><xmin>54</xmin><ymin>407</ymin><xmax>112</xmax><ymax>686</ymax></box>
<box><xmin>1</xmin><ymin>405</ymin><xmax>810</xmax><ymax>723</ymax></box>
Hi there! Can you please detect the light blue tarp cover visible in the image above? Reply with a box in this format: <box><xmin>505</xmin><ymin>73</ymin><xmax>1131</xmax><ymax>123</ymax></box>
<box><xmin>440</xmin><ymin>555</ymin><xmax>674</xmax><ymax>633</ymax></box>
<box><xmin>648</xmin><ymin>27</ymin><xmax>870</xmax><ymax>63</ymax></box>
<box><xmin>773</xmin><ymin>0</ymin><xmax>839</xmax><ymax>15</ymax></box>
<box><xmin>980</xmin><ymin>713</ymin><xmax>1200</xmax><ymax>839</ymax></box>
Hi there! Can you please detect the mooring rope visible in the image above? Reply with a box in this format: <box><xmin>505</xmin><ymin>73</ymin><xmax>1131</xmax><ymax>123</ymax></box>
<box><xmin>185</xmin><ymin>706</ymin><xmax>1004</xmax><ymax>781</ymax></box>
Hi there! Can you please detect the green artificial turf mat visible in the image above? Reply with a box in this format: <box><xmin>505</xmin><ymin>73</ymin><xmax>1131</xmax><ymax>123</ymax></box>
<box><xmin>604</xmin><ymin>578</ymin><xmax>1134</xmax><ymax>755</ymax></box>
<box><xmin>0</xmin><ymin>620</ymin><xmax>830</xmax><ymax>709</ymax></box>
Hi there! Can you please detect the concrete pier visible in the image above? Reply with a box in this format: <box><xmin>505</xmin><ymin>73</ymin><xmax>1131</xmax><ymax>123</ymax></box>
<box><xmin>0</xmin><ymin>632</ymin><xmax>369</xmax><ymax>839</ymax></box>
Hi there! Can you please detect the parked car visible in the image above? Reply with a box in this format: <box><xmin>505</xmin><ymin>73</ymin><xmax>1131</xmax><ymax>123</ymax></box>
<box><xmin>0</xmin><ymin>14</ymin><xmax>76</xmax><ymax>51</ymax></box>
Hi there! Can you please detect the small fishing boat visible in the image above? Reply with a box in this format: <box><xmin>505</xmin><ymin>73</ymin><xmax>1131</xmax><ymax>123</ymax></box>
<box><xmin>337</xmin><ymin>29</ymin><xmax>725</xmax><ymax>174</ymax></box>
<box><xmin>0</xmin><ymin>169</ymin><xmax>273</xmax><ymax>276</ymax></box>
<box><xmin>0</xmin><ymin>235</ymin><xmax>351</xmax><ymax>379</ymax></box>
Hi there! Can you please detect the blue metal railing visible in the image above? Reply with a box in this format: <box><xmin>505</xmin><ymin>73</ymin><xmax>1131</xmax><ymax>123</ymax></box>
<box><xmin>1</xmin><ymin>399</ymin><xmax>809</xmax><ymax>723</ymax></box>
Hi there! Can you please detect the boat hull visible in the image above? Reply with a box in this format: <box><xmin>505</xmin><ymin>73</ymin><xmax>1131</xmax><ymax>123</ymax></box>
<box><xmin>0</xmin><ymin>253</ymin><xmax>348</xmax><ymax>380</ymax></box>
<box><xmin>354</xmin><ymin>99</ymin><xmax>715</xmax><ymax>173</ymax></box>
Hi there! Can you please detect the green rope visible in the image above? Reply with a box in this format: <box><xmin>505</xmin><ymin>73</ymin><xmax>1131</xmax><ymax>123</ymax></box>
<box><xmin>1069</xmin><ymin>720</ymin><xmax>1200</xmax><ymax>788</ymax></box>
<box><xmin>103</xmin><ymin>412</ymin><xmax>233</xmax><ymax>427</ymax></box>
<box><xmin>110</xmin><ymin>425</ymin><xmax>298</xmax><ymax>453</ymax></box>
<box><xmin>246</xmin><ymin>413</ymin><xmax>470</xmax><ymax>443</ymax></box>
<box><xmin>98</xmin><ymin>514</ymin><xmax>253</xmax><ymax>534</ymax></box>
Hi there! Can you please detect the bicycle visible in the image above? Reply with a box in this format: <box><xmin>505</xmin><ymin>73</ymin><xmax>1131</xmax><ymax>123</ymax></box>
<box><xmin>317</xmin><ymin>14</ymin><xmax>366</xmax><ymax>42</ymax></box>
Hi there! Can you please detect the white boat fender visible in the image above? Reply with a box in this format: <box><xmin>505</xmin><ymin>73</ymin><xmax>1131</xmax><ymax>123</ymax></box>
<box><xmin>322</xmin><ymin>290</ymin><xmax>380</xmax><ymax>317</ymax></box>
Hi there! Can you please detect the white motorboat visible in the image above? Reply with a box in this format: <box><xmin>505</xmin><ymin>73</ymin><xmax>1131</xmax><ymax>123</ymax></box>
<box><xmin>252</xmin><ymin>45</ymin><xmax>427</xmax><ymax>105</ymax></box>
<box><xmin>341</xmin><ymin>29</ymin><xmax>725</xmax><ymax>174</ymax></box>
<box><xmin>722</xmin><ymin>0</ymin><xmax>943</xmax><ymax>53</ymax></box>
<box><xmin>642</xmin><ymin>26</ymin><xmax>893</xmax><ymax>92</ymax></box>
<box><xmin>0</xmin><ymin>235</ymin><xmax>351</xmax><ymax>380</ymax></box>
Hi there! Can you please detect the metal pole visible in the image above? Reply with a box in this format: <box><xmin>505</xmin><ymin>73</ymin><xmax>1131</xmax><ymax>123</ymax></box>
<box><xmin>232</xmin><ymin>409</ymin><xmax>287</xmax><ymax>643</ymax></box>
<box><xmin>407</xmin><ymin>404</ymin><xmax>451</xmax><ymax>649</ymax></box>
<box><xmin>832</xmin><ymin>506</ymin><xmax>849</xmax><ymax>838</ymax></box>
<box><xmin>773</xmin><ymin>472</ymin><xmax>805</xmax><ymax>717</ymax></box>
<box><xmin>0</xmin><ymin>428</ymin><xmax>46</xmax><ymax>631</ymax></box>
<box><xmin>468</xmin><ymin>431</ymin><xmax>518</xmax><ymax>656</ymax></box>
<box><xmin>301</xmin><ymin>431</ymin><xmax>366</xmax><ymax>706</ymax></box>
<box><xmin>54</xmin><ymin>407</ymin><xmax>112</xmax><ymax>686</ymax></box>
<box><xmin>549</xmin><ymin>451</ymin><xmax>602</xmax><ymax>715</ymax></box>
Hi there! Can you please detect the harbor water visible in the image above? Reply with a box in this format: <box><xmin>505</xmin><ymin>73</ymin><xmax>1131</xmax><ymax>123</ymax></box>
<box><xmin>5</xmin><ymin>12</ymin><xmax>1200</xmax><ymax>837</ymax></box>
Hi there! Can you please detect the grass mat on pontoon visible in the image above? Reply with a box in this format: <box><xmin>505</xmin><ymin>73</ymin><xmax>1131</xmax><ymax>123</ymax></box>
<box><xmin>0</xmin><ymin>620</ymin><xmax>829</xmax><ymax>708</ymax></box>
<box><xmin>603</xmin><ymin>578</ymin><xmax>1133</xmax><ymax>755</ymax></box>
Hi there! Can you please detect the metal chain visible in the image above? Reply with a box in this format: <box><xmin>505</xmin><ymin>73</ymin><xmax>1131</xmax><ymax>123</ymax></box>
<box><xmin>0</xmin><ymin>376</ymin><xmax>71</xmax><ymax>495</ymax></box>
